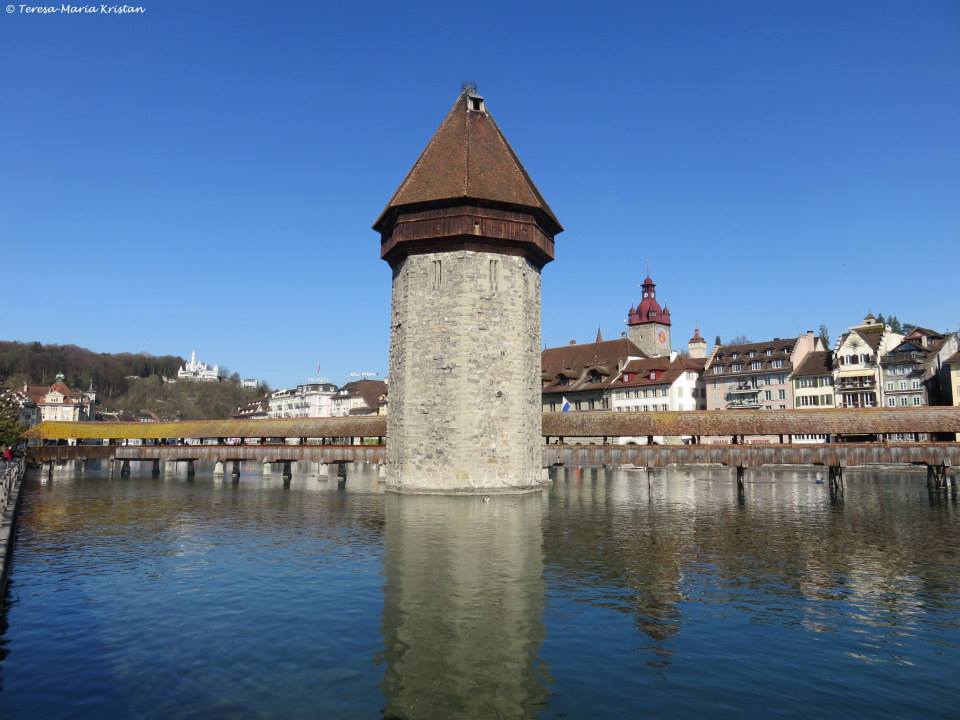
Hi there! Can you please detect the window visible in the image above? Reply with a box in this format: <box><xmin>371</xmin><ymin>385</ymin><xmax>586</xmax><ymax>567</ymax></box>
<box><xmin>748</xmin><ymin>351</ymin><xmax>755</xmax><ymax>358</ymax></box>
<box><xmin>489</xmin><ymin>259</ymin><xmax>499</xmax><ymax>291</ymax></box>
<box><xmin>751</xmin><ymin>361</ymin><xmax>762</xmax><ymax>370</ymax></box>
<box><xmin>765</xmin><ymin>390</ymin><xmax>772</xmax><ymax>401</ymax></box>
<box><xmin>731</xmin><ymin>353</ymin><xmax>739</xmax><ymax>359</ymax></box>
<box><xmin>772</xmin><ymin>360</ymin><xmax>784</xmax><ymax>368</ymax></box>
<box><xmin>661</xmin><ymin>388</ymin><xmax>668</xmax><ymax>397</ymax></box>
<box><xmin>912</xmin><ymin>380</ymin><xmax>921</xmax><ymax>390</ymax></box>
<box><xmin>732</xmin><ymin>363</ymin><xmax>742</xmax><ymax>372</ymax></box>
<box><xmin>913</xmin><ymin>396</ymin><xmax>922</xmax><ymax>406</ymax></box>
<box><xmin>899</xmin><ymin>381</ymin><xmax>907</xmax><ymax>391</ymax></box>
<box><xmin>899</xmin><ymin>397</ymin><xmax>908</xmax><ymax>407</ymax></box>
<box><xmin>765</xmin><ymin>349</ymin><xmax>772</xmax><ymax>356</ymax></box>
<box><xmin>886</xmin><ymin>382</ymin><xmax>894</xmax><ymax>391</ymax></box>
<box><xmin>432</xmin><ymin>259</ymin><xmax>442</xmax><ymax>290</ymax></box>
<box><xmin>778</xmin><ymin>389</ymin><xmax>786</xmax><ymax>400</ymax></box>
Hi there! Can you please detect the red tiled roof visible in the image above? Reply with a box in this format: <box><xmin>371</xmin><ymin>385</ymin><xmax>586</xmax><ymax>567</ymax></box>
<box><xmin>542</xmin><ymin>338</ymin><xmax>645</xmax><ymax>395</ymax></box>
<box><xmin>373</xmin><ymin>89</ymin><xmax>561</xmax><ymax>233</ymax></box>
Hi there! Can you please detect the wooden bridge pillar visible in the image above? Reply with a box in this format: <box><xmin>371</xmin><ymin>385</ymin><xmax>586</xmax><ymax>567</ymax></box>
<box><xmin>186</xmin><ymin>459</ymin><xmax>195</xmax><ymax>479</ymax></box>
<box><xmin>927</xmin><ymin>464</ymin><xmax>947</xmax><ymax>490</ymax></box>
<box><xmin>46</xmin><ymin>461</ymin><xmax>54</xmax><ymax>481</ymax></box>
<box><xmin>735</xmin><ymin>465</ymin><xmax>745</xmax><ymax>491</ymax></box>
<box><xmin>282</xmin><ymin>460</ymin><xmax>292</xmax><ymax>480</ymax></box>
<box><xmin>828</xmin><ymin>466</ymin><xmax>844</xmax><ymax>493</ymax></box>
<box><xmin>120</xmin><ymin>459</ymin><xmax>131</xmax><ymax>477</ymax></box>
<box><xmin>151</xmin><ymin>459</ymin><xmax>160</xmax><ymax>478</ymax></box>
<box><xmin>231</xmin><ymin>460</ymin><xmax>241</xmax><ymax>480</ymax></box>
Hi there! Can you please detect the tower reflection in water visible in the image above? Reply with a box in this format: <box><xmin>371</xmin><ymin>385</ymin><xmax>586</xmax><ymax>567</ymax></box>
<box><xmin>380</xmin><ymin>493</ymin><xmax>548</xmax><ymax>719</ymax></box>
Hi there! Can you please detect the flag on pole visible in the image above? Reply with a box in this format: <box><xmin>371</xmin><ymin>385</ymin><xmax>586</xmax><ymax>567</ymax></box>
<box><xmin>561</xmin><ymin>396</ymin><xmax>571</xmax><ymax>413</ymax></box>
<box><xmin>316</xmin><ymin>362</ymin><xmax>321</xmax><ymax>376</ymax></box>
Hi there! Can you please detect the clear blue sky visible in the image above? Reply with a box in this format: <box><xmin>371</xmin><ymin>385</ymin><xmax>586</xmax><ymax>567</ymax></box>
<box><xmin>3</xmin><ymin>0</ymin><xmax>958</xmax><ymax>389</ymax></box>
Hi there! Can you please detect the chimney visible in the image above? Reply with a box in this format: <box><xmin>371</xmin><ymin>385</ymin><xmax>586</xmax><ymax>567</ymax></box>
<box><xmin>569</xmin><ymin>340</ymin><xmax>577</xmax><ymax>345</ymax></box>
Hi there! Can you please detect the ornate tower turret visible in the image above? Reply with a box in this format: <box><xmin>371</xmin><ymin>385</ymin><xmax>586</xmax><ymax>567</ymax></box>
<box><xmin>688</xmin><ymin>328</ymin><xmax>707</xmax><ymax>359</ymax></box>
<box><xmin>374</xmin><ymin>86</ymin><xmax>562</xmax><ymax>493</ymax></box>
<box><xmin>626</xmin><ymin>276</ymin><xmax>672</xmax><ymax>357</ymax></box>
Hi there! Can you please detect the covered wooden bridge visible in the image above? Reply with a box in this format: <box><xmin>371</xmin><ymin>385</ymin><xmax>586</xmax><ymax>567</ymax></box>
<box><xmin>20</xmin><ymin>407</ymin><xmax>960</xmax><ymax>490</ymax></box>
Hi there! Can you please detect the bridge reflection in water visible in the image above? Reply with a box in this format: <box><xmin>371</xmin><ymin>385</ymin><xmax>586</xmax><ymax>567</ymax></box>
<box><xmin>381</xmin><ymin>493</ymin><xmax>548</xmax><ymax>719</ymax></box>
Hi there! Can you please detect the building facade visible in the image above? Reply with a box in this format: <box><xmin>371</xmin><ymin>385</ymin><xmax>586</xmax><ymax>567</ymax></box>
<box><xmin>177</xmin><ymin>350</ymin><xmax>221</xmax><ymax>382</ymax></box>
<box><xmin>23</xmin><ymin>374</ymin><xmax>96</xmax><ymax>422</ymax></box>
<box><xmin>542</xmin><ymin>337</ymin><xmax>645</xmax><ymax>413</ymax></box>
<box><xmin>833</xmin><ymin>315</ymin><xmax>902</xmax><ymax>409</ymax></box>
<box><xmin>880</xmin><ymin>328</ymin><xmax>958</xmax><ymax>409</ymax></box>
<box><xmin>790</xmin><ymin>350</ymin><xmax>835</xmax><ymax>409</ymax></box>
<box><xmin>330</xmin><ymin>380</ymin><xmax>387</xmax><ymax>417</ymax></box>
<box><xmin>268</xmin><ymin>382</ymin><xmax>338</xmax><ymax>419</ymax></box>
<box><xmin>704</xmin><ymin>332</ymin><xmax>822</xmax><ymax>411</ymax></box>
<box><xmin>375</xmin><ymin>86</ymin><xmax>561</xmax><ymax>493</ymax></box>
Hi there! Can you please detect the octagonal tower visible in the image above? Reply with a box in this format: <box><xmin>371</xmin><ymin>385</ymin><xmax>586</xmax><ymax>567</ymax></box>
<box><xmin>374</xmin><ymin>86</ymin><xmax>562</xmax><ymax>494</ymax></box>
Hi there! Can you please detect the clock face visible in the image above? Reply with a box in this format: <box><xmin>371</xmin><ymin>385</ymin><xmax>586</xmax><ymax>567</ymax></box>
<box><xmin>658</xmin><ymin>330</ymin><xmax>667</xmax><ymax>343</ymax></box>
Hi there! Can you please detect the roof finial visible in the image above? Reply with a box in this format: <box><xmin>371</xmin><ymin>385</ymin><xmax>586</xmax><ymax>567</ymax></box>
<box><xmin>461</xmin><ymin>80</ymin><xmax>478</xmax><ymax>95</ymax></box>
<box><xmin>596</xmin><ymin>325</ymin><xmax>603</xmax><ymax>343</ymax></box>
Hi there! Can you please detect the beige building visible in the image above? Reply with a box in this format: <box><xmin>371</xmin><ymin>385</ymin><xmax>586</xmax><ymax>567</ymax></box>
<box><xmin>704</xmin><ymin>332</ymin><xmax>822</xmax><ymax>411</ymax></box>
<box><xmin>24</xmin><ymin>374</ymin><xmax>96</xmax><ymax>422</ymax></box>
<box><xmin>833</xmin><ymin>314</ymin><xmax>902</xmax><ymax>408</ymax></box>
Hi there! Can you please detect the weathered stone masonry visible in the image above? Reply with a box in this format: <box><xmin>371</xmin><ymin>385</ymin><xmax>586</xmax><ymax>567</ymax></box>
<box><xmin>387</xmin><ymin>251</ymin><xmax>542</xmax><ymax>491</ymax></box>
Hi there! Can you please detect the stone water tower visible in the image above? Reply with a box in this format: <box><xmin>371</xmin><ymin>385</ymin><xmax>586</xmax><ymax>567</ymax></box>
<box><xmin>373</xmin><ymin>86</ymin><xmax>562</xmax><ymax>493</ymax></box>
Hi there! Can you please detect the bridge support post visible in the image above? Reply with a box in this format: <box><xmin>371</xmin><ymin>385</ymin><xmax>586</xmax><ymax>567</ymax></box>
<box><xmin>151</xmin><ymin>459</ymin><xmax>161</xmax><ymax>478</ymax></box>
<box><xmin>231</xmin><ymin>460</ymin><xmax>241</xmax><ymax>481</ymax></box>
<box><xmin>186</xmin><ymin>460</ymin><xmax>195</xmax><ymax>479</ymax></box>
<box><xmin>46</xmin><ymin>461</ymin><xmax>54</xmax><ymax>481</ymax></box>
<box><xmin>736</xmin><ymin>466</ymin><xmax>745</xmax><ymax>490</ymax></box>
<box><xmin>336</xmin><ymin>462</ymin><xmax>347</xmax><ymax>489</ymax></box>
<box><xmin>282</xmin><ymin>460</ymin><xmax>292</xmax><ymax>480</ymax></box>
<box><xmin>828</xmin><ymin>466</ymin><xmax>844</xmax><ymax>490</ymax></box>
<box><xmin>928</xmin><ymin>464</ymin><xmax>947</xmax><ymax>490</ymax></box>
<box><xmin>120</xmin><ymin>459</ymin><xmax>131</xmax><ymax>478</ymax></box>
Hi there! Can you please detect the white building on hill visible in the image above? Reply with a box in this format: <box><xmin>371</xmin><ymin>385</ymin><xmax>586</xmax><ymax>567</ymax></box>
<box><xmin>177</xmin><ymin>350</ymin><xmax>221</xmax><ymax>382</ymax></box>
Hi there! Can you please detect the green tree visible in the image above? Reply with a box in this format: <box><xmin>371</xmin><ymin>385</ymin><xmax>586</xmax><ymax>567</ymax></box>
<box><xmin>888</xmin><ymin>316</ymin><xmax>903</xmax><ymax>334</ymax></box>
<box><xmin>0</xmin><ymin>390</ymin><xmax>25</xmax><ymax>447</ymax></box>
<box><xmin>818</xmin><ymin>324</ymin><xmax>830</xmax><ymax>349</ymax></box>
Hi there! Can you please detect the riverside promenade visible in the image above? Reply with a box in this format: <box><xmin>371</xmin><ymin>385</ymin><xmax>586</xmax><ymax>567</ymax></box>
<box><xmin>0</xmin><ymin>457</ymin><xmax>27</xmax><ymax>595</ymax></box>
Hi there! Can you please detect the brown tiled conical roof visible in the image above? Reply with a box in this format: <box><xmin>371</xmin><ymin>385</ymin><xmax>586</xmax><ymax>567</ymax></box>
<box><xmin>373</xmin><ymin>89</ymin><xmax>561</xmax><ymax>233</ymax></box>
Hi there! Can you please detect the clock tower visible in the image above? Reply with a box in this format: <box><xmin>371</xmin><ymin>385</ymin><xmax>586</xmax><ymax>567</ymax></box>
<box><xmin>626</xmin><ymin>276</ymin><xmax>672</xmax><ymax>357</ymax></box>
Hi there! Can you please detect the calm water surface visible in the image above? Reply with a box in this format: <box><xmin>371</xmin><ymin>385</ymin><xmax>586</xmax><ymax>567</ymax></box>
<box><xmin>1</xmin><ymin>463</ymin><xmax>958</xmax><ymax>718</ymax></box>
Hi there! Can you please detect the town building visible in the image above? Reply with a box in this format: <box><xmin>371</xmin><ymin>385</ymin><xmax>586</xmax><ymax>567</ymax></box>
<box><xmin>542</xmin><ymin>337</ymin><xmax>646</xmax><ymax>412</ymax></box>
<box><xmin>375</xmin><ymin>85</ymin><xmax>559</xmax><ymax>492</ymax></box>
<box><xmin>947</xmin><ymin>353</ymin><xmax>960</xmax><ymax>440</ymax></box>
<box><xmin>232</xmin><ymin>397</ymin><xmax>270</xmax><ymax>420</ymax></box>
<box><xmin>626</xmin><ymin>276</ymin><xmax>672</xmax><ymax>357</ymax></box>
<box><xmin>791</xmin><ymin>351</ymin><xmax>835</xmax><ymax>409</ymax></box>
<box><xmin>330</xmin><ymin>380</ymin><xmax>388</xmax><ymax>417</ymax></box>
<box><xmin>704</xmin><ymin>332</ymin><xmax>822</xmax><ymax>411</ymax></box>
<box><xmin>240</xmin><ymin>378</ymin><xmax>259</xmax><ymax>390</ymax></box>
<box><xmin>268</xmin><ymin>382</ymin><xmax>338</xmax><ymax>418</ymax></box>
<box><xmin>177</xmin><ymin>351</ymin><xmax>221</xmax><ymax>382</ymax></box>
<box><xmin>608</xmin><ymin>355</ymin><xmax>706</xmax><ymax>413</ymax></box>
<box><xmin>23</xmin><ymin>374</ymin><xmax>96</xmax><ymax>422</ymax></box>
<box><xmin>880</xmin><ymin>328</ymin><xmax>958</xmax><ymax>409</ymax></box>
<box><xmin>833</xmin><ymin>315</ymin><xmax>902</xmax><ymax>408</ymax></box>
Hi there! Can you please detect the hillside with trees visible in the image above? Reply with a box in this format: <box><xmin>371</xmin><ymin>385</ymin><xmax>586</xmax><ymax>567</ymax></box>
<box><xmin>0</xmin><ymin>341</ymin><xmax>268</xmax><ymax>420</ymax></box>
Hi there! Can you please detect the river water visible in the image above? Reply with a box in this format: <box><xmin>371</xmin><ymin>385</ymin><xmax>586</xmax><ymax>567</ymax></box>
<box><xmin>1</xmin><ymin>464</ymin><xmax>958</xmax><ymax>719</ymax></box>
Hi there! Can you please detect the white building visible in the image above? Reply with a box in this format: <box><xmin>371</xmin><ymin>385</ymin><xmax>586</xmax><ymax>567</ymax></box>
<box><xmin>177</xmin><ymin>350</ymin><xmax>221</xmax><ymax>382</ymax></box>
<box><xmin>608</xmin><ymin>353</ymin><xmax>704</xmax><ymax>414</ymax></box>
<box><xmin>240</xmin><ymin>378</ymin><xmax>259</xmax><ymax>389</ymax></box>
<box><xmin>833</xmin><ymin>315</ymin><xmax>903</xmax><ymax>409</ymax></box>
<box><xmin>268</xmin><ymin>382</ymin><xmax>338</xmax><ymax>418</ymax></box>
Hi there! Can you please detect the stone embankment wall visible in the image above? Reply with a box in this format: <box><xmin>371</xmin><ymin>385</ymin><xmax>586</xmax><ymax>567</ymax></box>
<box><xmin>387</xmin><ymin>250</ymin><xmax>544</xmax><ymax>493</ymax></box>
<box><xmin>0</xmin><ymin>458</ymin><xmax>26</xmax><ymax>594</ymax></box>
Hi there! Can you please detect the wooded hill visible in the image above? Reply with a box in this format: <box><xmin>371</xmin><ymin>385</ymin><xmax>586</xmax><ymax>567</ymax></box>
<box><xmin>0</xmin><ymin>341</ymin><xmax>267</xmax><ymax>420</ymax></box>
